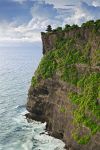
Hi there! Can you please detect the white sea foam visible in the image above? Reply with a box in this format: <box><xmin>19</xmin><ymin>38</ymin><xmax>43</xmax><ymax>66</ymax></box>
<box><xmin>12</xmin><ymin>111</ymin><xmax>66</xmax><ymax>150</ymax></box>
<box><xmin>0</xmin><ymin>105</ymin><xmax>65</xmax><ymax>150</ymax></box>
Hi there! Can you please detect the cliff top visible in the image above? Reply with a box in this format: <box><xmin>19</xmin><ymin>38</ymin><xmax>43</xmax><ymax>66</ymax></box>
<box><xmin>41</xmin><ymin>20</ymin><xmax>100</xmax><ymax>55</ymax></box>
<box><xmin>42</xmin><ymin>20</ymin><xmax>100</xmax><ymax>35</ymax></box>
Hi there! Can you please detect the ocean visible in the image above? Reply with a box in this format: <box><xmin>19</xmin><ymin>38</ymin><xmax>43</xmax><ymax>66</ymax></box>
<box><xmin>0</xmin><ymin>44</ymin><xmax>65</xmax><ymax>150</ymax></box>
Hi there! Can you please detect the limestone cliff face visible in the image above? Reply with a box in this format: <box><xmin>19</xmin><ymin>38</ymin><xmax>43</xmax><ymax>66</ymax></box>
<box><xmin>41</xmin><ymin>28</ymin><xmax>100</xmax><ymax>56</ymax></box>
<box><xmin>26</xmin><ymin>24</ymin><xmax>100</xmax><ymax>150</ymax></box>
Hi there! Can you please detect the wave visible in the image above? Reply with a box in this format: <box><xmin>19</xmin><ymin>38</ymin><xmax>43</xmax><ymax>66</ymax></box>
<box><xmin>0</xmin><ymin>106</ymin><xmax>65</xmax><ymax>150</ymax></box>
<box><xmin>15</xmin><ymin>104</ymin><xmax>26</xmax><ymax>110</ymax></box>
<box><xmin>12</xmin><ymin>111</ymin><xmax>65</xmax><ymax>150</ymax></box>
<box><xmin>14</xmin><ymin>104</ymin><xmax>27</xmax><ymax>114</ymax></box>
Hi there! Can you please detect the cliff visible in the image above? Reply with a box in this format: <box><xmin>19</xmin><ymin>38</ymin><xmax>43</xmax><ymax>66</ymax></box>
<box><xmin>26</xmin><ymin>20</ymin><xmax>100</xmax><ymax>150</ymax></box>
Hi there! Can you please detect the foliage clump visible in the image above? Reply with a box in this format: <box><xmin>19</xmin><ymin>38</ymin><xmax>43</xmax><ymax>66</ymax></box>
<box><xmin>45</xmin><ymin>20</ymin><xmax>100</xmax><ymax>34</ymax></box>
<box><xmin>31</xmin><ymin>50</ymin><xmax>57</xmax><ymax>87</ymax></box>
<box><xmin>81</xmin><ymin>20</ymin><xmax>95</xmax><ymax>28</ymax></box>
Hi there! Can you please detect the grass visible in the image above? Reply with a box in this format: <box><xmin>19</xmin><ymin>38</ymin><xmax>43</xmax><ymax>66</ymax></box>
<box><xmin>60</xmin><ymin>106</ymin><xmax>66</xmax><ymax>113</ymax></box>
<box><xmin>72</xmin><ymin>132</ymin><xmax>91</xmax><ymax>145</ymax></box>
<box><xmin>68</xmin><ymin>72</ymin><xmax>100</xmax><ymax>143</ymax></box>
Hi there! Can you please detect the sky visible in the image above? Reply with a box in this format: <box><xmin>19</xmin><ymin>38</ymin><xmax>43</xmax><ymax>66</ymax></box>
<box><xmin>0</xmin><ymin>0</ymin><xmax>100</xmax><ymax>47</ymax></box>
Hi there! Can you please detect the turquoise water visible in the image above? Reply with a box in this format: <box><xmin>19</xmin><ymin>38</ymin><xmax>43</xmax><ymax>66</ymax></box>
<box><xmin>0</xmin><ymin>44</ymin><xmax>65</xmax><ymax>150</ymax></box>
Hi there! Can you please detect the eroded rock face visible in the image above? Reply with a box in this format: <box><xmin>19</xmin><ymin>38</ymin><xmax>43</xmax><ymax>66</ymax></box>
<box><xmin>26</xmin><ymin>75</ymin><xmax>100</xmax><ymax>150</ymax></box>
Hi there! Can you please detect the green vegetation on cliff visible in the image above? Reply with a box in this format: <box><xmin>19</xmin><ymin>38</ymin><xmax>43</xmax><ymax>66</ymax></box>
<box><xmin>31</xmin><ymin>20</ymin><xmax>100</xmax><ymax>145</ymax></box>
<box><xmin>45</xmin><ymin>19</ymin><xmax>100</xmax><ymax>33</ymax></box>
<box><xmin>69</xmin><ymin>72</ymin><xmax>100</xmax><ymax>144</ymax></box>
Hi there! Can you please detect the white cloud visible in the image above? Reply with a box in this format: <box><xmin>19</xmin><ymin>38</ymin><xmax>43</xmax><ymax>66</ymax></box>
<box><xmin>63</xmin><ymin>2</ymin><xmax>100</xmax><ymax>25</ymax></box>
<box><xmin>0</xmin><ymin>1</ymin><xmax>100</xmax><ymax>46</ymax></box>
<box><xmin>31</xmin><ymin>1</ymin><xmax>58</xmax><ymax>19</ymax></box>
<box><xmin>92</xmin><ymin>0</ymin><xmax>100</xmax><ymax>7</ymax></box>
<box><xmin>43</xmin><ymin>0</ymin><xmax>94</xmax><ymax>8</ymax></box>
<box><xmin>30</xmin><ymin>1</ymin><xmax>72</xmax><ymax>29</ymax></box>
<box><xmin>0</xmin><ymin>21</ymin><xmax>41</xmax><ymax>46</ymax></box>
<box><xmin>0</xmin><ymin>0</ymin><xmax>68</xmax><ymax>46</ymax></box>
<box><xmin>12</xmin><ymin>0</ymin><xmax>27</xmax><ymax>4</ymax></box>
<box><xmin>43</xmin><ymin>0</ymin><xmax>71</xmax><ymax>9</ymax></box>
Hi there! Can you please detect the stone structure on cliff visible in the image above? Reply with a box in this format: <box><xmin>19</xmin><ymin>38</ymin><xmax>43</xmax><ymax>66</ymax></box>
<box><xmin>26</xmin><ymin>21</ymin><xmax>100</xmax><ymax>150</ymax></box>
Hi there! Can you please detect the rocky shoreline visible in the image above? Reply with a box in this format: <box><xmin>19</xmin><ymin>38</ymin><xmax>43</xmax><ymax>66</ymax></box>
<box><xmin>25</xmin><ymin>113</ymin><xmax>72</xmax><ymax>150</ymax></box>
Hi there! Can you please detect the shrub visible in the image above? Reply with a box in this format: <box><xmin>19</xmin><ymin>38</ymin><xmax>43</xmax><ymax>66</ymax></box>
<box><xmin>64</xmin><ymin>24</ymin><xmax>71</xmax><ymax>31</ymax></box>
<box><xmin>81</xmin><ymin>20</ymin><xmax>94</xmax><ymax>28</ymax></box>
<box><xmin>70</xmin><ymin>24</ymin><xmax>79</xmax><ymax>29</ymax></box>
<box><xmin>56</xmin><ymin>27</ymin><xmax>62</xmax><ymax>32</ymax></box>
<box><xmin>31</xmin><ymin>76</ymin><xmax>37</xmax><ymax>87</ymax></box>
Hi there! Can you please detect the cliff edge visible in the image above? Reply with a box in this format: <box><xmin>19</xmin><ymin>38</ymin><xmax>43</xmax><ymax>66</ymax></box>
<box><xmin>26</xmin><ymin>20</ymin><xmax>100</xmax><ymax>150</ymax></box>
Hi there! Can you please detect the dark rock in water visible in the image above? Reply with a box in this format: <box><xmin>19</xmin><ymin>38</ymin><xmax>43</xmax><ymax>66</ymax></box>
<box><xmin>25</xmin><ymin>113</ymin><xmax>46</xmax><ymax>123</ymax></box>
<box><xmin>26</xmin><ymin>22</ymin><xmax>100</xmax><ymax>150</ymax></box>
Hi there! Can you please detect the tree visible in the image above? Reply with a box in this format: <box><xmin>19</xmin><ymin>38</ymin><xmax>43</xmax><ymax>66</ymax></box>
<box><xmin>65</xmin><ymin>24</ymin><xmax>71</xmax><ymax>29</ymax></box>
<box><xmin>81</xmin><ymin>20</ymin><xmax>94</xmax><ymax>28</ymax></box>
<box><xmin>71</xmin><ymin>24</ymin><xmax>79</xmax><ymax>29</ymax></box>
<box><xmin>64</xmin><ymin>24</ymin><xmax>71</xmax><ymax>31</ymax></box>
<box><xmin>95</xmin><ymin>19</ymin><xmax>100</xmax><ymax>30</ymax></box>
<box><xmin>46</xmin><ymin>25</ymin><xmax>52</xmax><ymax>32</ymax></box>
<box><xmin>56</xmin><ymin>27</ymin><xmax>62</xmax><ymax>32</ymax></box>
